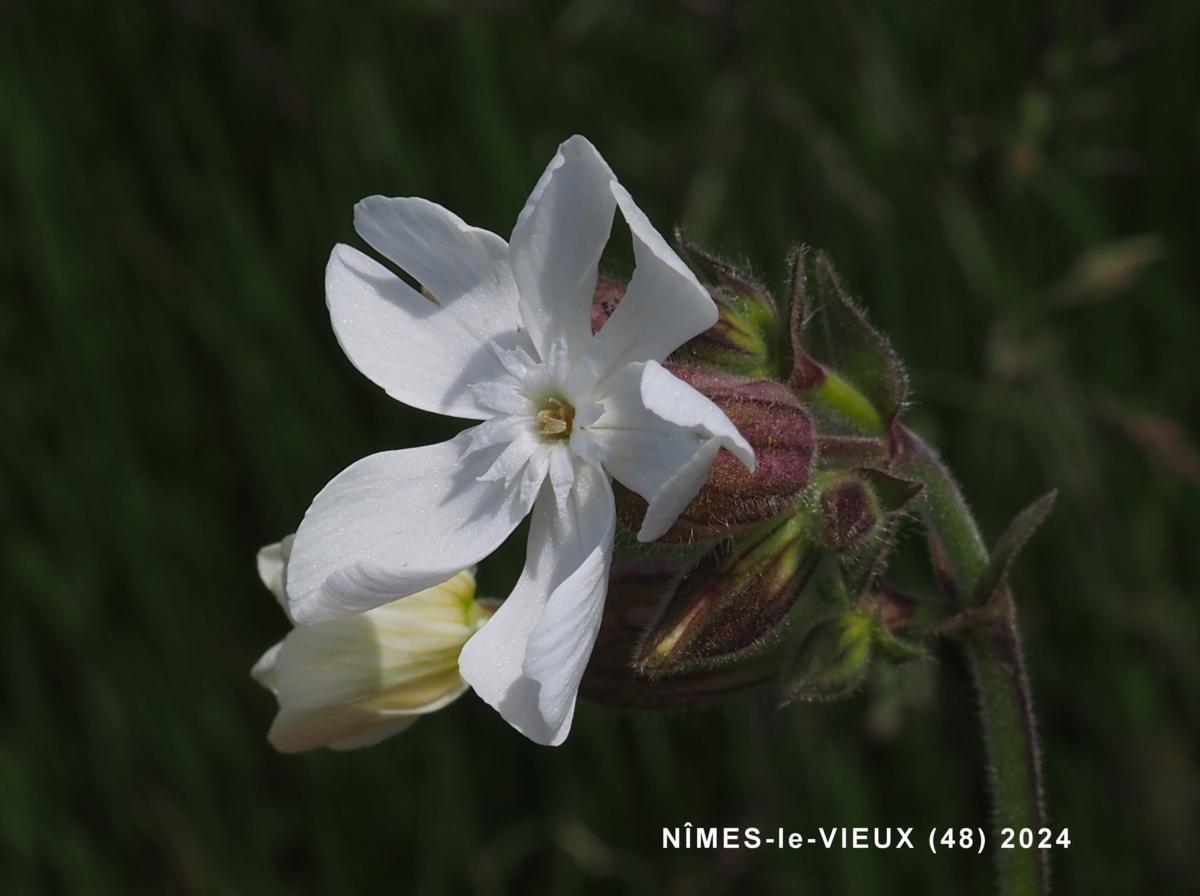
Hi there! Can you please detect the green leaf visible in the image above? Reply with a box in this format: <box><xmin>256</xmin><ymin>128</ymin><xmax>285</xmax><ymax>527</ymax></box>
<box><xmin>973</xmin><ymin>490</ymin><xmax>1058</xmax><ymax>604</ymax></box>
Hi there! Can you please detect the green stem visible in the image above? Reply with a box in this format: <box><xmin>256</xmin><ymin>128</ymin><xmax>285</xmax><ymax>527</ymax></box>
<box><xmin>897</xmin><ymin>427</ymin><xmax>1049</xmax><ymax>896</ymax></box>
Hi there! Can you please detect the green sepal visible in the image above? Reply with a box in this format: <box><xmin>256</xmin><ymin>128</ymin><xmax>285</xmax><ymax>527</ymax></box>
<box><xmin>672</xmin><ymin>236</ymin><xmax>787</xmax><ymax>379</ymax></box>
<box><xmin>778</xmin><ymin>610</ymin><xmax>873</xmax><ymax>704</ymax></box>
<box><xmin>786</xmin><ymin>247</ymin><xmax>909</xmax><ymax>433</ymax></box>
<box><xmin>870</xmin><ymin>618</ymin><xmax>928</xmax><ymax>664</ymax></box>
<box><xmin>858</xmin><ymin>468</ymin><xmax>924</xmax><ymax>513</ymax></box>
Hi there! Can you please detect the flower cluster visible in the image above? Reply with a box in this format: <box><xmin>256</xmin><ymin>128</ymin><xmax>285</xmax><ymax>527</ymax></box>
<box><xmin>579</xmin><ymin>241</ymin><xmax>931</xmax><ymax>708</ymax></box>
<box><xmin>241</xmin><ymin>128</ymin><xmax>1059</xmax><ymax>896</ymax></box>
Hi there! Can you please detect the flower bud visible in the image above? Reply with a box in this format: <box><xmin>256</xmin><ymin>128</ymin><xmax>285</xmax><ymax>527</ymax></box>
<box><xmin>786</xmin><ymin>247</ymin><xmax>909</xmax><ymax>434</ymax></box>
<box><xmin>616</xmin><ymin>366</ymin><xmax>815</xmax><ymax>543</ymax></box>
<box><xmin>670</xmin><ymin>239</ymin><xmax>786</xmax><ymax>379</ymax></box>
<box><xmin>817</xmin><ymin>475</ymin><xmax>880</xmax><ymax>553</ymax></box>
<box><xmin>635</xmin><ymin>509</ymin><xmax>819</xmax><ymax>677</ymax></box>
<box><xmin>815</xmin><ymin>468</ymin><xmax>923</xmax><ymax>553</ymax></box>
<box><xmin>580</xmin><ymin>556</ymin><xmax>777</xmax><ymax>708</ymax></box>
<box><xmin>252</xmin><ymin>538</ymin><xmax>492</xmax><ymax>752</ymax></box>
<box><xmin>778</xmin><ymin>612</ymin><xmax>874</xmax><ymax>704</ymax></box>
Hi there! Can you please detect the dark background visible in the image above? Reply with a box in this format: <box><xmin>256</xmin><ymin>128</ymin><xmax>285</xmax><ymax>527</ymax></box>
<box><xmin>3</xmin><ymin>1</ymin><xmax>1198</xmax><ymax>893</ymax></box>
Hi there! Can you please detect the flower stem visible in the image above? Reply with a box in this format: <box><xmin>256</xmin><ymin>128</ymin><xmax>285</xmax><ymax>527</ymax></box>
<box><xmin>896</xmin><ymin>428</ymin><xmax>1050</xmax><ymax>896</ymax></box>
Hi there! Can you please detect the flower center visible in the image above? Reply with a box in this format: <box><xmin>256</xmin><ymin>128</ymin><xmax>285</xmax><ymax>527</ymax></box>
<box><xmin>536</xmin><ymin>396</ymin><xmax>575</xmax><ymax>440</ymax></box>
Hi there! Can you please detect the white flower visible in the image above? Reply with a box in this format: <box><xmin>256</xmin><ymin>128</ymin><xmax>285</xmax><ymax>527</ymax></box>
<box><xmin>287</xmin><ymin>135</ymin><xmax>754</xmax><ymax>745</ymax></box>
<box><xmin>252</xmin><ymin>537</ymin><xmax>493</xmax><ymax>752</ymax></box>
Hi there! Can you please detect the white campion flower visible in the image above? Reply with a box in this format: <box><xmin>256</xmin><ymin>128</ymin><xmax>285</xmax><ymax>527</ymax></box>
<box><xmin>252</xmin><ymin>537</ymin><xmax>493</xmax><ymax>752</ymax></box>
<box><xmin>287</xmin><ymin>135</ymin><xmax>755</xmax><ymax>745</ymax></box>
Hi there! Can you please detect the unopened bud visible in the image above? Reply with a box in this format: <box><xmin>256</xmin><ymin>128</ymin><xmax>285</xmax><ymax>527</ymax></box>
<box><xmin>786</xmin><ymin>248</ymin><xmax>909</xmax><ymax>434</ymax></box>
<box><xmin>779</xmin><ymin>612</ymin><xmax>874</xmax><ymax>704</ymax></box>
<box><xmin>671</xmin><ymin>239</ymin><xmax>786</xmax><ymax>379</ymax></box>
<box><xmin>580</xmin><ymin>556</ymin><xmax>778</xmax><ymax>709</ymax></box>
<box><xmin>816</xmin><ymin>468</ymin><xmax>923</xmax><ymax>553</ymax></box>
<box><xmin>616</xmin><ymin>366</ymin><xmax>815</xmax><ymax>543</ymax></box>
<box><xmin>817</xmin><ymin>475</ymin><xmax>880</xmax><ymax>553</ymax></box>
<box><xmin>636</xmin><ymin>509</ymin><xmax>818</xmax><ymax>677</ymax></box>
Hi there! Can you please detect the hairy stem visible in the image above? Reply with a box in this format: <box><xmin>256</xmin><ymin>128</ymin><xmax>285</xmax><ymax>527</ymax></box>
<box><xmin>896</xmin><ymin>427</ymin><xmax>1049</xmax><ymax>896</ymax></box>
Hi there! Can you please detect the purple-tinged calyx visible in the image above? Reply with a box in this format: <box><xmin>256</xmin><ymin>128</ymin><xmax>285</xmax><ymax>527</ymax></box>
<box><xmin>635</xmin><ymin>508</ymin><xmax>820</xmax><ymax>678</ymax></box>
<box><xmin>615</xmin><ymin>365</ymin><xmax>816</xmax><ymax>544</ymax></box>
<box><xmin>814</xmin><ymin>468</ymin><xmax>923</xmax><ymax>554</ymax></box>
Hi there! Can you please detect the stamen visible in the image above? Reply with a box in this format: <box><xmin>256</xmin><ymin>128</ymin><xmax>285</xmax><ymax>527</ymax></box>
<box><xmin>537</xmin><ymin>396</ymin><xmax>575</xmax><ymax>439</ymax></box>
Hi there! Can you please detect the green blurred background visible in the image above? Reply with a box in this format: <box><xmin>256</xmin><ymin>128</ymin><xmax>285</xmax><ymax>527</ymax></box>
<box><xmin>3</xmin><ymin>0</ymin><xmax>1198</xmax><ymax>892</ymax></box>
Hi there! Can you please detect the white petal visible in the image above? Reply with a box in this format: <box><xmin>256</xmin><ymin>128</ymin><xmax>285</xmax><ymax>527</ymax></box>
<box><xmin>468</xmin><ymin>380</ymin><xmax>539</xmax><ymax>417</ymax></box>
<box><xmin>518</xmin><ymin>445</ymin><xmax>553</xmax><ymax>508</ymax></box>
<box><xmin>509</xmin><ymin>136</ymin><xmax>616</xmax><ymax>363</ymax></box>
<box><xmin>328</xmin><ymin>716</ymin><xmax>420</xmax><ymax>751</ymax></box>
<box><xmin>268</xmin><ymin>704</ymin><xmax>386</xmax><ymax>753</ymax></box>
<box><xmin>269</xmin><ymin>699</ymin><xmax>437</xmax><ymax>753</ymax></box>
<box><xmin>326</xmin><ymin>244</ymin><xmax>527</xmax><ymax>420</ymax></box>
<box><xmin>477</xmin><ymin>430</ymin><xmax>541</xmax><ymax>486</ymax></box>
<box><xmin>466</xmin><ymin>415</ymin><xmax>533</xmax><ymax>454</ymax></box>
<box><xmin>591</xmin><ymin>361</ymin><xmax>755</xmax><ymax>541</ymax></box>
<box><xmin>547</xmin><ymin>445</ymin><xmax>575</xmax><ymax>511</ymax></box>
<box><xmin>459</xmin><ymin>464</ymin><xmax>615</xmax><ymax>746</ymax></box>
<box><xmin>286</xmin><ymin>434</ymin><xmax>534</xmax><ymax>623</ymax></box>
<box><xmin>251</xmin><ymin>641</ymin><xmax>283</xmax><ymax>691</ymax></box>
<box><xmin>354</xmin><ymin>197</ymin><xmax>513</xmax><ymax>314</ymax></box>
<box><xmin>519</xmin><ymin>541</ymin><xmax>609</xmax><ymax>743</ymax></box>
<box><xmin>578</xmin><ymin>181</ymin><xmax>717</xmax><ymax>388</ymax></box>
<box><xmin>490</xmin><ymin>342</ymin><xmax>539</xmax><ymax>380</ymax></box>
<box><xmin>634</xmin><ymin>439</ymin><xmax>725</xmax><ymax>542</ymax></box>
<box><xmin>256</xmin><ymin>534</ymin><xmax>294</xmax><ymax>608</ymax></box>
